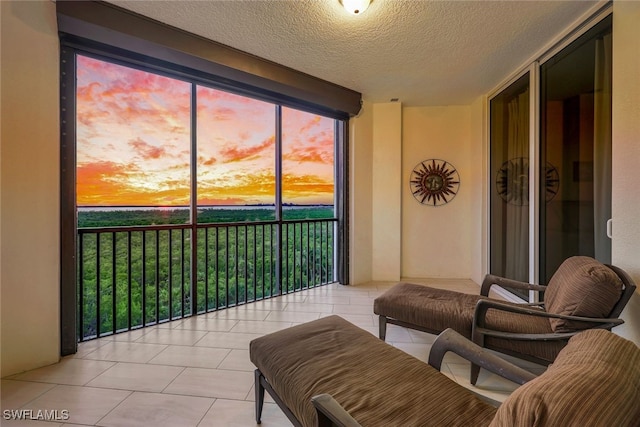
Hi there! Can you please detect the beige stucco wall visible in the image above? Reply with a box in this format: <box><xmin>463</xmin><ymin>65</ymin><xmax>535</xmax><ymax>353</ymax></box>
<box><xmin>350</xmin><ymin>100</ymin><xmax>486</xmax><ymax>283</ymax></box>
<box><xmin>1</xmin><ymin>0</ymin><xmax>60</xmax><ymax>376</ymax></box>
<box><xmin>401</xmin><ymin>106</ymin><xmax>474</xmax><ymax>279</ymax></box>
<box><xmin>469</xmin><ymin>96</ymin><xmax>487</xmax><ymax>285</ymax></box>
<box><xmin>347</xmin><ymin>90</ymin><xmax>487</xmax><ymax>289</ymax></box>
<box><xmin>349</xmin><ymin>101</ymin><xmax>373</xmax><ymax>285</ymax></box>
<box><xmin>371</xmin><ymin>102</ymin><xmax>402</xmax><ymax>281</ymax></box>
<box><xmin>611</xmin><ymin>0</ymin><xmax>640</xmax><ymax>345</ymax></box>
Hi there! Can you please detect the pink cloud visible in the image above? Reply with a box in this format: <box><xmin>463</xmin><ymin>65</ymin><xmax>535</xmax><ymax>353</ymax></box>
<box><xmin>129</xmin><ymin>138</ymin><xmax>167</xmax><ymax>160</ymax></box>
<box><xmin>283</xmin><ymin>145</ymin><xmax>333</xmax><ymax>164</ymax></box>
<box><xmin>220</xmin><ymin>136</ymin><xmax>275</xmax><ymax>162</ymax></box>
<box><xmin>198</xmin><ymin>155</ymin><xmax>217</xmax><ymax>166</ymax></box>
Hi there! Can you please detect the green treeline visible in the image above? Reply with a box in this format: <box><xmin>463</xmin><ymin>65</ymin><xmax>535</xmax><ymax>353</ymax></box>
<box><xmin>78</xmin><ymin>206</ymin><xmax>334</xmax><ymax>228</ymax></box>
<box><xmin>78</xmin><ymin>207</ymin><xmax>335</xmax><ymax>339</ymax></box>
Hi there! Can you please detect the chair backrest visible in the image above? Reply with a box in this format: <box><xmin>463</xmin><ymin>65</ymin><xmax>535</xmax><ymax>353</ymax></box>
<box><xmin>604</xmin><ymin>263</ymin><xmax>637</xmax><ymax>318</ymax></box>
<box><xmin>544</xmin><ymin>256</ymin><xmax>626</xmax><ymax>332</ymax></box>
<box><xmin>490</xmin><ymin>329</ymin><xmax>640</xmax><ymax>427</ymax></box>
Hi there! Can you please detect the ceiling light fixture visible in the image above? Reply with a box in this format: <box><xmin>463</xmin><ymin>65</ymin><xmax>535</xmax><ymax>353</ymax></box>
<box><xmin>341</xmin><ymin>0</ymin><xmax>371</xmax><ymax>15</ymax></box>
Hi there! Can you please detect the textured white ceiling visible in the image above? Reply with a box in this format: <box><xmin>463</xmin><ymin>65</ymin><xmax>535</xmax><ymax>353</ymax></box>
<box><xmin>109</xmin><ymin>0</ymin><xmax>599</xmax><ymax>106</ymax></box>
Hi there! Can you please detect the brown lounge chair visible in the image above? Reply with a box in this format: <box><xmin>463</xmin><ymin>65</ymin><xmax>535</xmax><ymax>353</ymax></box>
<box><xmin>249</xmin><ymin>315</ymin><xmax>640</xmax><ymax>427</ymax></box>
<box><xmin>374</xmin><ymin>256</ymin><xmax>636</xmax><ymax>384</ymax></box>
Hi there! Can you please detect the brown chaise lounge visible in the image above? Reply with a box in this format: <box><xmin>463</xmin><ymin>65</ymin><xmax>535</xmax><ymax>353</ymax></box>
<box><xmin>249</xmin><ymin>314</ymin><xmax>640</xmax><ymax>427</ymax></box>
<box><xmin>374</xmin><ymin>256</ymin><xmax>636</xmax><ymax>384</ymax></box>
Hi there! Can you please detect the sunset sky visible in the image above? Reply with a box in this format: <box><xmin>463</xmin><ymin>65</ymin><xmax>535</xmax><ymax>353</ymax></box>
<box><xmin>76</xmin><ymin>55</ymin><xmax>335</xmax><ymax>207</ymax></box>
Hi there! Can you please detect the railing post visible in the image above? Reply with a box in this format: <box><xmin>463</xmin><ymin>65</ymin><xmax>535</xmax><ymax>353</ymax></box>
<box><xmin>190</xmin><ymin>83</ymin><xmax>198</xmax><ymax>316</ymax></box>
<box><xmin>75</xmin><ymin>216</ymin><xmax>336</xmax><ymax>341</ymax></box>
<box><xmin>275</xmin><ymin>105</ymin><xmax>283</xmax><ymax>295</ymax></box>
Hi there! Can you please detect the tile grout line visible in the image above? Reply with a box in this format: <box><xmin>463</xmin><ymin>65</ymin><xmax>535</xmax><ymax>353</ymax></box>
<box><xmin>92</xmin><ymin>389</ymin><xmax>135</xmax><ymax>427</ymax></box>
<box><xmin>3</xmin><ymin>380</ymin><xmax>60</xmax><ymax>411</ymax></box>
<box><xmin>2</xmin><ymin>281</ymin><xmax>519</xmax><ymax>424</ymax></box>
<box><xmin>195</xmin><ymin>398</ymin><xmax>218</xmax><ymax>427</ymax></box>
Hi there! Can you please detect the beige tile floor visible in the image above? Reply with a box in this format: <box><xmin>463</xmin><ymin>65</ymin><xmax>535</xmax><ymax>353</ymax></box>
<box><xmin>1</xmin><ymin>280</ymin><xmax>546</xmax><ymax>426</ymax></box>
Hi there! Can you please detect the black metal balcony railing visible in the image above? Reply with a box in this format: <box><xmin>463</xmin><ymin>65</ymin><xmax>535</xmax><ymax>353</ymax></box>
<box><xmin>77</xmin><ymin>219</ymin><xmax>336</xmax><ymax>341</ymax></box>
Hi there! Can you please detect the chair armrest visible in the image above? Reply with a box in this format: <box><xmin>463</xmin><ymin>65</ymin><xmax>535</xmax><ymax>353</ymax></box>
<box><xmin>428</xmin><ymin>328</ymin><xmax>537</xmax><ymax>385</ymax></box>
<box><xmin>311</xmin><ymin>394</ymin><xmax>362</xmax><ymax>427</ymax></box>
<box><xmin>473</xmin><ymin>299</ymin><xmax>625</xmax><ymax>340</ymax></box>
<box><xmin>480</xmin><ymin>274</ymin><xmax>547</xmax><ymax>297</ymax></box>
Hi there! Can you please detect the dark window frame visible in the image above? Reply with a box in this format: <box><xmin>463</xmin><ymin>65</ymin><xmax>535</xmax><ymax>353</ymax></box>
<box><xmin>59</xmin><ymin>4</ymin><xmax>356</xmax><ymax>354</ymax></box>
<box><xmin>56</xmin><ymin>1</ymin><xmax>361</xmax><ymax>120</ymax></box>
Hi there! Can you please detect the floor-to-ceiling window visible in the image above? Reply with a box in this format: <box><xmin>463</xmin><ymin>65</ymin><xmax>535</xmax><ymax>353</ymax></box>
<box><xmin>66</xmin><ymin>51</ymin><xmax>344</xmax><ymax>342</ymax></box>
<box><xmin>489</xmin><ymin>12</ymin><xmax>612</xmax><ymax>297</ymax></box>
<box><xmin>57</xmin><ymin>1</ymin><xmax>359</xmax><ymax>356</ymax></box>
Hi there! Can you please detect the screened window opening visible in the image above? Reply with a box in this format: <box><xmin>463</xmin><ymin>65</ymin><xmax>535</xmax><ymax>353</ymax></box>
<box><xmin>282</xmin><ymin>107</ymin><xmax>336</xmax><ymax>220</ymax></box>
<box><xmin>73</xmin><ymin>53</ymin><xmax>342</xmax><ymax>341</ymax></box>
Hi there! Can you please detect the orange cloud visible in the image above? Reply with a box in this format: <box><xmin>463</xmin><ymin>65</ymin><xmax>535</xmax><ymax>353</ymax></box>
<box><xmin>283</xmin><ymin>174</ymin><xmax>333</xmax><ymax>190</ymax></box>
<box><xmin>77</xmin><ymin>161</ymin><xmax>137</xmax><ymax>205</ymax></box>
<box><xmin>299</xmin><ymin>115</ymin><xmax>322</xmax><ymax>134</ymax></box>
<box><xmin>282</xmin><ymin>174</ymin><xmax>334</xmax><ymax>204</ymax></box>
<box><xmin>197</xmin><ymin>105</ymin><xmax>237</xmax><ymax>121</ymax></box>
<box><xmin>77</xmin><ymin>55</ymin><xmax>191</xmax><ymax>135</ymax></box>
<box><xmin>76</xmin><ymin>55</ymin><xmax>336</xmax><ymax>207</ymax></box>
<box><xmin>129</xmin><ymin>138</ymin><xmax>167</xmax><ymax>160</ymax></box>
<box><xmin>282</xmin><ymin>109</ymin><xmax>334</xmax><ymax>167</ymax></box>
<box><xmin>99</xmin><ymin>68</ymin><xmax>182</xmax><ymax>100</ymax></box>
<box><xmin>77</xmin><ymin>81</ymin><xmax>103</xmax><ymax>104</ymax></box>
<box><xmin>77</xmin><ymin>107</ymin><xmax>111</xmax><ymax>128</ymax></box>
<box><xmin>197</xmin><ymin>86</ymin><xmax>265</xmax><ymax>106</ymax></box>
<box><xmin>220</xmin><ymin>135</ymin><xmax>275</xmax><ymax>162</ymax></box>
<box><xmin>149</xmin><ymin>188</ymin><xmax>190</xmax><ymax>206</ymax></box>
<box><xmin>77</xmin><ymin>161</ymin><xmax>189</xmax><ymax>206</ymax></box>
<box><xmin>198</xmin><ymin>171</ymin><xmax>276</xmax><ymax>204</ymax></box>
<box><xmin>283</xmin><ymin>145</ymin><xmax>333</xmax><ymax>164</ymax></box>
<box><xmin>198</xmin><ymin>155</ymin><xmax>217</xmax><ymax>166</ymax></box>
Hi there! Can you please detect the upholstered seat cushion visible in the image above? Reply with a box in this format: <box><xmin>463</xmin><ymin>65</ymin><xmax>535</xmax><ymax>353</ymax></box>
<box><xmin>373</xmin><ymin>283</ymin><xmax>484</xmax><ymax>337</ymax></box>
<box><xmin>374</xmin><ymin>283</ymin><xmax>566</xmax><ymax>364</ymax></box>
<box><xmin>483</xmin><ymin>308</ymin><xmax>566</xmax><ymax>365</ymax></box>
<box><xmin>250</xmin><ymin>315</ymin><xmax>497</xmax><ymax>427</ymax></box>
<box><xmin>491</xmin><ymin>329</ymin><xmax>640</xmax><ymax>427</ymax></box>
<box><xmin>545</xmin><ymin>256</ymin><xmax>624</xmax><ymax>332</ymax></box>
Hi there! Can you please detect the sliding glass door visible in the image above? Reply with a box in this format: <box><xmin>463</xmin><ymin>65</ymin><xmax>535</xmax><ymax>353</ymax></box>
<box><xmin>490</xmin><ymin>73</ymin><xmax>530</xmax><ymax>299</ymax></box>
<box><xmin>490</xmin><ymin>14</ymin><xmax>612</xmax><ymax>296</ymax></box>
<box><xmin>540</xmin><ymin>16</ymin><xmax>612</xmax><ymax>283</ymax></box>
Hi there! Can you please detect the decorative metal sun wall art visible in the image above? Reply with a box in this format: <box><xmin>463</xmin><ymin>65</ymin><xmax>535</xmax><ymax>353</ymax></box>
<box><xmin>410</xmin><ymin>159</ymin><xmax>460</xmax><ymax>206</ymax></box>
<box><xmin>496</xmin><ymin>157</ymin><xmax>560</xmax><ymax>206</ymax></box>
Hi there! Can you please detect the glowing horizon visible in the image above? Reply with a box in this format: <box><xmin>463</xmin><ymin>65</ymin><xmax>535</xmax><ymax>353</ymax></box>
<box><xmin>76</xmin><ymin>55</ymin><xmax>335</xmax><ymax>207</ymax></box>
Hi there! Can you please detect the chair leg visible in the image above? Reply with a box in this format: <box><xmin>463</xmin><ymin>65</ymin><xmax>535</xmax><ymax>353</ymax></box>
<box><xmin>470</xmin><ymin>363</ymin><xmax>481</xmax><ymax>385</ymax></box>
<box><xmin>255</xmin><ymin>369</ymin><xmax>265</xmax><ymax>424</ymax></box>
<box><xmin>379</xmin><ymin>315</ymin><xmax>387</xmax><ymax>340</ymax></box>
<box><xmin>470</xmin><ymin>331</ymin><xmax>484</xmax><ymax>385</ymax></box>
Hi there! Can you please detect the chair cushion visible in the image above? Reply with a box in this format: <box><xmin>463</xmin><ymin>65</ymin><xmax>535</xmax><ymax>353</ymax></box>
<box><xmin>484</xmin><ymin>310</ymin><xmax>566</xmax><ymax>365</ymax></box>
<box><xmin>545</xmin><ymin>256</ymin><xmax>623</xmax><ymax>332</ymax></box>
<box><xmin>250</xmin><ymin>315</ymin><xmax>497</xmax><ymax>427</ymax></box>
<box><xmin>375</xmin><ymin>283</ymin><xmax>565</xmax><ymax>364</ymax></box>
<box><xmin>490</xmin><ymin>329</ymin><xmax>640</xmax><ymax>427</ymax></box>
<box><xmin>374</xmin><ymin>283</ymin><xmax>483</xmax><ymax>337</ymax></box>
